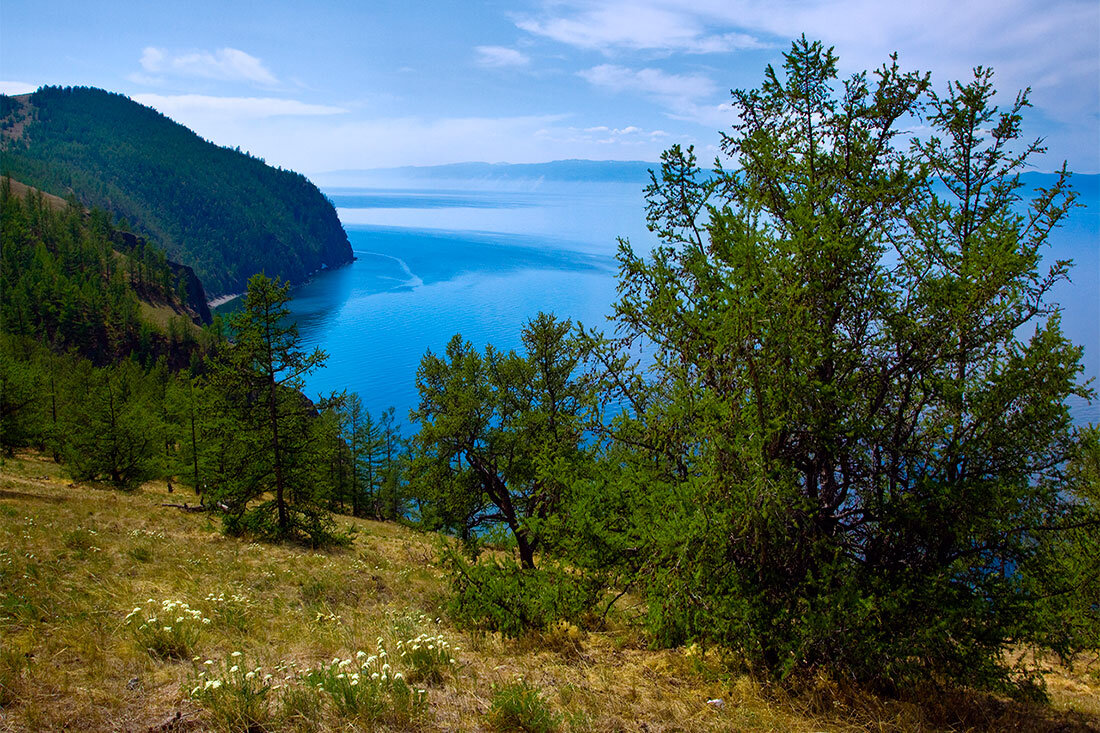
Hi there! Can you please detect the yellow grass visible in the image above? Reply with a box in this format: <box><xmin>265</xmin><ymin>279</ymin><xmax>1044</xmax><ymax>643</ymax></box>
<box><xmin>1</xmin><ymin>450</ymin><xmax>1097</xmax><ymax>732</ymax></box>
<box><xmin>138</xmin><ymin>300</ymin><xmax>203</xmax><ymax>337</ymax></box>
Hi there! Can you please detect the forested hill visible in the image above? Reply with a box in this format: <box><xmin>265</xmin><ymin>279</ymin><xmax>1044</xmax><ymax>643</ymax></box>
<box><xmin>1</xmin><ymin>177</ymin><xmax>209</xmax><ymax>369</ymax></box>
<box><xmin>0</xmin><ymin>86</ymin><xmax>353</xmax><ymax>297</ymax></box>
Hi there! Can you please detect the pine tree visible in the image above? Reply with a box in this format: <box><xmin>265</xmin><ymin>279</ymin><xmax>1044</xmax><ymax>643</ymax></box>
<box><xmin>206</xmin><ymin>273</ymin><xmax>339</xmax><ymax>545</ymax></box>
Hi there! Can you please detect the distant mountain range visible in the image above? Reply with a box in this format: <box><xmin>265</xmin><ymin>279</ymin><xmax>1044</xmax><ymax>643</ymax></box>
<box><xmin>0</xmin><ymin>86</ymin><xmax>352</xmax><ymax>297</ymax></box>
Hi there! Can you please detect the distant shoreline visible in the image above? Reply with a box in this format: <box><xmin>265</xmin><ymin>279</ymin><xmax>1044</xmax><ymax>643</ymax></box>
<box><xmin>207</xmin><ymin>292</ymin><xmax>242</xmax><ymax>308</ymax></box>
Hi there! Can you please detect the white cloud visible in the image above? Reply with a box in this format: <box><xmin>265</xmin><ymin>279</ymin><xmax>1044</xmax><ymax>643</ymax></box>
<box><xmin>475</xmin><ymin>46</ymin><xmax>530</xmax><ymax>68</ymax></box>
<box><xmin>578</xmin><ymin>65</ymin><xmax>732</xmax><ymax>127</ymax></box>
<box><xmin>139</xmin><ymin>46</ymin><xmax>280</xmax><ymax>86</ymax></box>
<box><xmin>579</xmin><ymin>64</ymin><xmax>717</xmax><ymax>100</ymax></box>
<box><xmin>543</xmin><ymin>124</ymin><xmax>672</xmax><ymax>146</ymax></box>
<box><xmin>132</xmin><ymin>94</ymin><xmax>346</xmax><ymax>120</ymax></box>
<box><xmin>0</xmin><ymin>81</ymin><xmax>38</xmax><ymax>95</ymax></box>
<box><xmin>519</xmin><ymin>0</ymin><xmax>1098</xmax><ymax>169</ymax></box>
<box><xmin>517</xmin><ymin>4</ymin><xmax>765</xmax><ymax>54</ymax></box>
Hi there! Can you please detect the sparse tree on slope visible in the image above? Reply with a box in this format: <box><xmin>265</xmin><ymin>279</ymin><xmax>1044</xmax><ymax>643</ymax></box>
<box><xmin>206</xmin><ymin>273</ymin><xmax>338</xmax><ymax>545</ymax></box>
<box><xmin>411</xmin><ymin>313</ymin><xmax>591</xmax><ymax>569</ymax></box>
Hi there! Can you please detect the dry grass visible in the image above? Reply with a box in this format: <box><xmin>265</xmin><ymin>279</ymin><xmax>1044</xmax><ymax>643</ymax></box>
<box><xmin>1</xmin><ymin>450</ymin><xmax>1098</xmax><ymax>732</ymax></box>
<box><xmin>137</xmin><ymin>301</ymin><xmax>203</xmax><ymax>337</ymax></box>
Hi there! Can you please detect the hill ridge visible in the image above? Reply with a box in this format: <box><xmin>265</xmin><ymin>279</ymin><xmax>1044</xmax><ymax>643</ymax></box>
<box><xmin>1</xmin><ymin>86</ymin><xmax>353</xmax><ymax>297</ymax></box>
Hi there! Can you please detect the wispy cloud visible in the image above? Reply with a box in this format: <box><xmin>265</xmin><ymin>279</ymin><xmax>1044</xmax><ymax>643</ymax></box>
<box><xmin>475</xmin><ymin>46</ymin><xmax>530</xmax><ymax>68</ymax></box>
<box><xmin>0</xmin><ymin>81</ymin><xmax>38</xmax><ymax>95</ymax></box>
<box><xmin>139</xmin><ymin>47</ymin><xmax>280</xmax><ymax>86</ymax></box>
<box><xmin>516</xmin><ymin>0</ymin><xmax>1097</xmax><ymax>167</ymax></box>
<box><xmin>540</xmin><ymin>124</ymin><xmax>671</xmax><ymax>146</ymax></box>
<box><xmin>517</xmin><ymin>4</ymin><xmax>765</xmax><ymax>54</ymax></box>
<box><xmin>579</xmin><ymin>64</ymin><xmax>717</xmax><ymax>100</ymax></box>
<box><xmin>133</xmin><ymin>94</ymin><xmax>346</xmax><ymax>120</ymax></box>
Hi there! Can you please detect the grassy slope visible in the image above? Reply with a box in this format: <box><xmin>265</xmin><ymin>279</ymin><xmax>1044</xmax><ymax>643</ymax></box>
<box><xmin>0</xmin><ymin>451</ymin><xmax>1097</xmax><ymax>732</ymax></box>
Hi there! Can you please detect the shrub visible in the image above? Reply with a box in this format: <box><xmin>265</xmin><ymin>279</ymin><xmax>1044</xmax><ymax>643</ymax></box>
<box><xmin>396</xmin><ymin>632</ymin><xmax>457</xmax><ymax>685</ymax></box>
<box><xmin>443</xmin><ymin>550</ymin><xmax>603</xmax><ymax>638</ymax></box>
<box><xmin>301</xmin><ymin>644</ymin><xmax>426</xmax><ymax>725</ymax></box>
<box><xmin>486</xmin><ymin>680</ymin><xmax>562</xmax><ymax>733</ymax></box>
<box><xmin>588</xmin><ymin>37</ymin><xmax>1093</xmax><ymax>692</ymax></box>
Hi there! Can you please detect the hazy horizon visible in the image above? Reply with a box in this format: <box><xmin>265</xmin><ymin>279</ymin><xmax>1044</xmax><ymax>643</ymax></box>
<box><xmin>2</xmin><ymin>1</ymin><xmax>1096</xmax><ymax>174</ymax></box>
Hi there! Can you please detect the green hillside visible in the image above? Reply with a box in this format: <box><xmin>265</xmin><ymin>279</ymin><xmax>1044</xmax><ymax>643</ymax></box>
<box><xmin>0</xmin><ymin>178</ymin><xmax>208</xmax><ymax>369</ymax></box>
<box><xmin>0</xmin><ymin>87</ymin><xmax>352</xmax><ymax>298</ymax></box>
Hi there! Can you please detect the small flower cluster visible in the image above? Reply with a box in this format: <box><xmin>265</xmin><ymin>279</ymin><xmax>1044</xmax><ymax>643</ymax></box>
<box><xmin>204</xmin><ymin>591</ymin><xmax>251</xmax><ymax>631</ymax></box>
<box><xmin>204</xmin><ymin>591</ymin><xmax>250</xmax><ymax>606</ymax></box>
<box><xmin>188</xmin><ymin>652</ymin><xmax>271</xmax><ymax>729</ymax></box>
<box><xmin>125</xmin><ymin>598</ymin><xmax>208</xmax><ymax>659</ymax></box>
<box><xmin>127</xmin><ymin>528</ymin><xmax>165</xmax><ymax>541</ymax></box>
<box><xmin>397</xmin><ymin>632</ymin><xmax>459</xmax><ymax>685</ymax></box>
<box><xmin>313</xmin><ymin>610</ymin><xmax>342</xmax><ymax>624</ymax></box>
<box><xmin>301</xmin><ymin>639</ymin><xmax>426</xmax><ymax>722</ymax></box>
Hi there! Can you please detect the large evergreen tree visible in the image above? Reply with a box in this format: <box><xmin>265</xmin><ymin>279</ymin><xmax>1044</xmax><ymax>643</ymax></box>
<box><xmin>206</xmin><ymin>273</ymin><xmax>338</xmax><ymax>545</ymax></box>
<box><xmin>588</xmin><ymin>38</ymin><xmax>1093</xmax><ymax>691</ymax></box>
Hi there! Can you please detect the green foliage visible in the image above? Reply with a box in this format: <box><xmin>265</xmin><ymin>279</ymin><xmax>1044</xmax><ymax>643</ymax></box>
<box><xmin>206</xmin><ymin>274</ymin><xmax>344</xmax><ymax>546</ymax></box>
<box><xmin>486</xmin><ymin>680</ymin><xmax>562</xmax><ymax>733</ymax></box>
<box><xmin>584</xmin><ymin>37</ymin><xmax>1093</xmax><ymax>692</ymax></box>
<box><xmin>62</xmin><ymin>358</ymin><xmax>162</xmax><ymax>489</ymax></box>
<box><xmin>411</xmin><ymin>312</ymin><xmax>592</xmax><ymax>568</ymax></box>
<box><xmin>1</xmin><ymin>86</ymin><xmax>352</xmax><ymax>297</ymax></box>
<box><xmin>336</xmin><ymin>394</ymin><xmax>381</xmax><ymax>517</ymax></box>
<box><xmin>0</xmin><ymin>340</ymin><xmax>46</xmax><ymax>455</ymax></box>
<box><xmin>1030</xmin><ymin>425</ymin><xmax>1100</xmax><ymax>652</ymax></box>
<box><xmin>442</xmin><ymin>547</ymin><xmax>604</xmax><ymax>638</ymax></box>
<box><xmin>0</xmin><ymin>179</ymin><xmax>205</xmax><ymax>368</ymax></box>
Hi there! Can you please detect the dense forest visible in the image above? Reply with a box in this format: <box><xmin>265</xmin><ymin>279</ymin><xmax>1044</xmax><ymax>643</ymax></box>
<box><xmin>2</xmin><ymin>39</ymin><xmax>1098</xmax><ymax>713</ymax></box>
<box><xmin>1</xmin><ymin>178</ymin><xmax>208</xmax><ymax>367</ymax></box>
<box><xmin>0</xmin><ymin>86</ymin><xmax>352</xmax><ymax>297</ymax></box>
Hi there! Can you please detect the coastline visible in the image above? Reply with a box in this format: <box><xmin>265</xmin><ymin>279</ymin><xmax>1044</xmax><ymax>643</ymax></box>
<box><xmin>207</xmin><ymin>292</ymin><xmax>243</xmax><ymax>309</ymax></box>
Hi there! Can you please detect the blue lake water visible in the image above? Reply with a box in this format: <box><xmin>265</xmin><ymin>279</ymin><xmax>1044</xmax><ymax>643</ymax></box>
<box><xmin>223</xmin><ymin>175</ymin><xmax>1099</xmax><ymax>428</ymax></box>
<box><xmin>276</xmin><ymin>182</ymin><xmax>653</xmax><ymax>428</ymax></box>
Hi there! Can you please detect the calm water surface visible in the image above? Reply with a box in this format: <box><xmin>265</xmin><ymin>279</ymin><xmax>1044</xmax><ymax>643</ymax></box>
<box><xmin>223</xmin><ymin>176</ymin><xmax>1099</xmax><ymax>428</ymax></box>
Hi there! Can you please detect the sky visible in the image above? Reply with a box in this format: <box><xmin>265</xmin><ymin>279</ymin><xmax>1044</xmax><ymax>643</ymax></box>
<box><xmin>1</xmin><ymin>0</ymin><xmax>1097</xmax><ymax>174</ymax></box>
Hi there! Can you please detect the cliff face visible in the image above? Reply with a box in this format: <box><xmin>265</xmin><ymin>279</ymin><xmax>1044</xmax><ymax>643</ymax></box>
<box><xmin>114</xmin><ymin>229</ymin><xmax>212</xmax><ymax>325</ymax></box>
<box><xmin>0</xmin><ymin>86</ymin><xmax>353</xmax><ymax>298</ymax></box>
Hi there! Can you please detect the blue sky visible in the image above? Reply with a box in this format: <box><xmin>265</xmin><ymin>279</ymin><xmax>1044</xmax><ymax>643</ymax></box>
<box><xmin>2</xmin><ymin>0</ymin><xmax>1097</xmax><ymax>174</ymax></box>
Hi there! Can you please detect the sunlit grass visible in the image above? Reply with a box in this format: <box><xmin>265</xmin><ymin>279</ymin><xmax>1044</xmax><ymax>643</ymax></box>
<box><xmin>0</xmin><ymin>449</ymin><xmax>1097</xmax><ymax>731</ymax></box>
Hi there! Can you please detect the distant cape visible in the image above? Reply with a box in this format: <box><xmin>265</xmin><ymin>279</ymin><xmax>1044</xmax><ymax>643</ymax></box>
<box><xmin>1</xmin><ymin>86</ymin><xmax>353</xmax><ymax>298</ymax></box>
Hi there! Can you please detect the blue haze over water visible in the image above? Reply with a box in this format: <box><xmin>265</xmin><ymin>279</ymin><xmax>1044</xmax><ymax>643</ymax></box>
<box><xmin>274</xmin><ymin>180</ymin><xmax>655</xmax><ymax>428</ymax></box>
<box><xmin>221</xmin><ymin>171</ymin><xmax>1098</xmax><ymax>429</ymax></box>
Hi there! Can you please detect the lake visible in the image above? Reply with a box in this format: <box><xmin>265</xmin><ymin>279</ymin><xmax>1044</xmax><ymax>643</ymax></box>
<box><xmin>223</xmin><ymin>173</ymin><xmax>1099</xmax><ymax>428</ymax></box>
<box><xmin>276</xmin><ymin>181</ymin><xmax>655</xmax><ymax>428</ymax></box>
